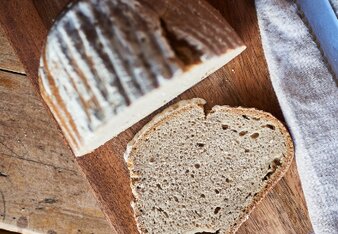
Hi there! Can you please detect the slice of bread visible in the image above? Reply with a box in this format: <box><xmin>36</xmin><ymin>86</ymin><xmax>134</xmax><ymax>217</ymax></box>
<box><xmin>125</xmin><ymin>98</ymin><xmax>294</xmax><ymax>234</ymax></box>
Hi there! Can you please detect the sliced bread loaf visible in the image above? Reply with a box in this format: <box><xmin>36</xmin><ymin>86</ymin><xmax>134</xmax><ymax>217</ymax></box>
<box><xmin>38</xmin><ymin>0</ymin><xmax>245</xmax><ymax>156</ymax></box>
<box><xmin>125</xmin><ymin>98</ymin><xmax>294</xmax><ymax>234</ymax></box>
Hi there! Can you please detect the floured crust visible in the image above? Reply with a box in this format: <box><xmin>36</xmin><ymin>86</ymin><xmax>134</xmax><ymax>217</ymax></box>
<box><xmin>125</xmin><ymin>98</ymin><xmax>294</xmax><ymax>233</ymax></box>
<box><xmin>38</xmin><ymin>0</ymin><xmax>246</xmax><ymax>157</ymax></box>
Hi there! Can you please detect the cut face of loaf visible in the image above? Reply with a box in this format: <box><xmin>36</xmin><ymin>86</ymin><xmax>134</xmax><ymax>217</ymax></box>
<box><xmin>38</xmin><ymin>0</ymin><xmax>245</xmax><ymax>156</ymax></box>
<box><xmin>125</xmin><ymin>98</ymin><xmax>294</xmax><ymax>234</ymax></box>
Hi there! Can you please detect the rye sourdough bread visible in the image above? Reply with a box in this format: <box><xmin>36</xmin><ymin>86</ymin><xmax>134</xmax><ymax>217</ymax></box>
<box><xmin>125</xmin><ymin>98</ymin><xmax>294</xmax><ymax>234</ymax></box>
<box><xmin>38</xmin><ymin>0</ymin><xmax>245</xmax><ymax>156</ymax></box>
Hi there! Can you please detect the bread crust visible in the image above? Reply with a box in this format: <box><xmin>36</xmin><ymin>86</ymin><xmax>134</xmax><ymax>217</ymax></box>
<box><xmin>125</xmin><ymin>98</ymin><xmax>294</xmax><ymax>234</ymax></box>
<box><xmin>38</xmin><ymin>0</ymin><xmax>245</xmax><ymax>156</ymax></box>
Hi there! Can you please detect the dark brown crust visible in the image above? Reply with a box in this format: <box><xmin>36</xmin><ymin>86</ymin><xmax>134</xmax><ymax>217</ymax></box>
<box><xmin>125</xmin><ymin>98</ymin><xmax>294</xmax><ymax>234</ymax></box>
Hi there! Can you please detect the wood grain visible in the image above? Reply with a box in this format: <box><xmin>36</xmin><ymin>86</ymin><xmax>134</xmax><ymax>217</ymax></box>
<box><xmin>0</xmin><ymin>25</ymin><xmax>24</xmax><ymax>74</ymax></box>
<box><xmin>0</xmin><ymin>69</ymin><xmax>111</xmax><ymax>233</ymax></box>
<box><xmin>32</xmin><ymin>0</ymin><xmax>70</xmax><ymax>29</ymax></box>
<box><xmin>0</xmin><ymin>0</ymin><xmax>314</xmax><ymax>233</ymax></box>
<box><xmin>0</xmin><ymin>0</ymin><xmax>47</xmax><ymax>89</ymax></box>
<box><xmin>0</xmin><ymin>17</ymin><xmax>111</xmax><ymax>233</ymax></box>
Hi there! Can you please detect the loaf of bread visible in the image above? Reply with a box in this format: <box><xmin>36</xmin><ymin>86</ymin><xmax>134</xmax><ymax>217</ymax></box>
<box><xmin>38</xmin><ymin>0</ymin><xmax>245</xmax><ymax>156</ymax></box>
<box><xmin>125</xmin><ymin>98</ymin><xmax>294</xmax><ymax>234</ymax></box>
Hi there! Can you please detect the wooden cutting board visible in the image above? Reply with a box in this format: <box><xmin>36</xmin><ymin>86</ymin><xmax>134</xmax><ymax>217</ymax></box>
<box><xmin>0</xmin><ymin>0</ymin><xmax>313</xmax><ymax>233</ymax></box>
<box><xmin>0</xmin><ymin>12</ymin><xmax>112</xmax><ymax>234</ymax></box>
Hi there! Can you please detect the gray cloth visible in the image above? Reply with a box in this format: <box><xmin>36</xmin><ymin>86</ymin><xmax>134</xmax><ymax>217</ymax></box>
<box><xmin>255</xmin><ymin>0</ymin><xmax>338</xmax><ymax>233</ymax></box>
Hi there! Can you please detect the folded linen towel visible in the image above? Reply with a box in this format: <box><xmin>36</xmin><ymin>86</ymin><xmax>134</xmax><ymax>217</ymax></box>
<box><xmin>255</xmin><ymin>0</ymin><xmax>338</xmax><ymax>233</ymax></box>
